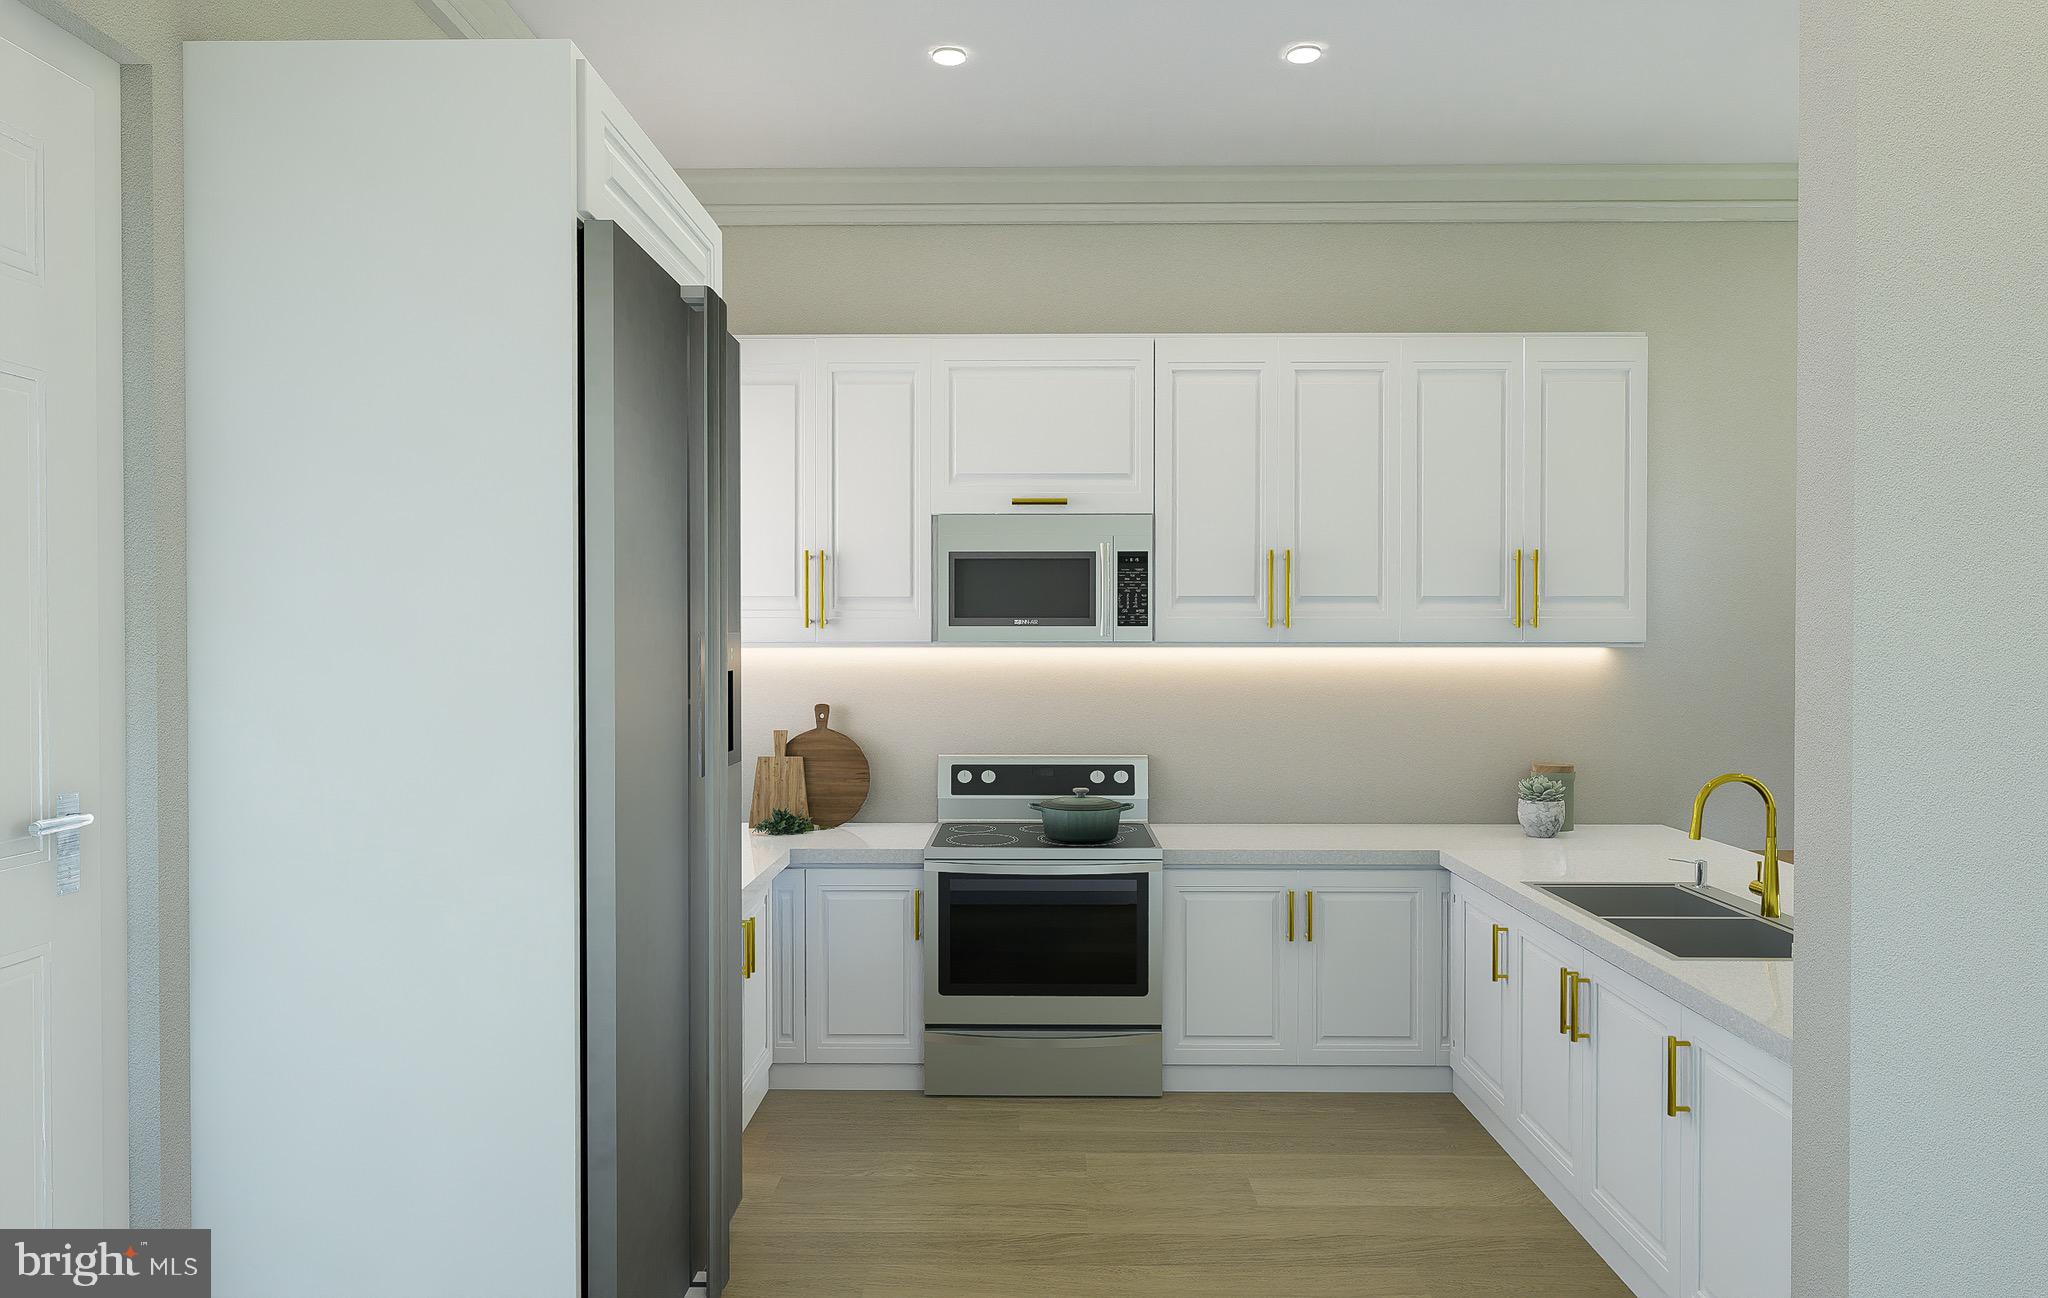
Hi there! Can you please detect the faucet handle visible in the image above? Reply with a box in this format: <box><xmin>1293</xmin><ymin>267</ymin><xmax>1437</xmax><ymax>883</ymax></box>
<box><xmin>1669</xmin><ymin>857</ymin><xmax>1709</xmax><ymax>888</ymax></box>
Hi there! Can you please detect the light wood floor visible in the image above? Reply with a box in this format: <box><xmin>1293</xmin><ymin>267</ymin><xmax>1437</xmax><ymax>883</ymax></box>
<box><xmin>727</xmin><ymin>1090</ymin><xmax>1630</xmax><ymax>1298</ymax></box>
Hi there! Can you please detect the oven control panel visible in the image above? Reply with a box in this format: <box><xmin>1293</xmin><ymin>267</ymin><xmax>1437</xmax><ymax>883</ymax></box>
<box><xmin>936</xmin><ymin>754</ymin><xmax>1151</xmax><ymax>821</ymax></box>
<box><xmin>1116</xmin><ymin>552</ymin><xmax>1148</xmax><ymax>627</ymax></box>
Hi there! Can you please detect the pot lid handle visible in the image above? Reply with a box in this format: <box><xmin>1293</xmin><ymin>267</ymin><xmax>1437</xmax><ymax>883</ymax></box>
<box><xmin>1072</xmin><ymin>787</ymin><xmax>1089</xmax><ymax>795</ymax></box>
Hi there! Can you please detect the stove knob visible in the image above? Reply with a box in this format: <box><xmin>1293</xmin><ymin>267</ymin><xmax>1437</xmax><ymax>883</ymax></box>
<box><xmin>956</xmin><ymin>770</ymin><xmax>973</xmax><ymax>784</ymax></box>
<box><xmin>1113</xmin><ymin>770</ymin><xmax>1130</xmax><ymax>784</ymax></box>
<box><xmin>980</xmin><ymin>769</ymin><xmax>995</xmax><ymax>784</ymax></box>
<box><xmin>1090</xmin><ymin>769</ymin><xmax>1106</xmax><ymax>784</ymax></box>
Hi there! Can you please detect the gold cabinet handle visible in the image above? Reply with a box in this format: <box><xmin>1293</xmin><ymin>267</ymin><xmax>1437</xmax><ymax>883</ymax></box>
<box><xmin>741</xmin><ymin>916</ymin><xmax>756</xmax><ymax>979</ymax></box>
<box><xmin>802</xmin><ymin>548</ymin><xmax>813</xmax><ymax>628</ymax></box>
<box><xmin>1667</xmin><ymin>1036</ymin><xmax>1692</xmax><ymax>1116</ymax></box>
<box><xmin>1559</xmin><ymin>966</ymin><xmax>1573</xmax><ymax>1035</ymax></box>
<box><xmin>816</xmin><ymin>550</ymin><xmax>827</xmax><ymax>628</ymax></box>
<box><xmin>1531</xmin><ymin>548</ymin><xmax>1540</xmax><ymax>629</ymax></box>
<box><xmin>1011</xmin><ymin>496</ymin><xmax>1068</xmax><ymax>506</ymax></box>
<box><xmin>1286</xmin><ymin>889</ymin><xmax>1296</xmax><ymax>942</ymax></box>
<box><xmin>1305</xmin><ymin>889</ymin><xmax>1314</xmax><ymax>941</ymax></box>
<box><xmin>1513</xmin><ymin>548</ymin><xmax>1524</xmax><ymax>627</ymax></box>
<box><xmin>1266</xmin><ymin>549</ymin><xmax>1276</xmax><ymax>628</ymax></box>
<box><xmin>1283</xmin><ymin>549</ymin><xmax>1293</xmax><ymax>629</ymax></box>
<box><xmin>1568</xmin><ymin>973</ymin><xmax>1590</xmax><ymax>1041</ymax></box>
<box><xmin>913</xmin><ymin>888</ymin><xmax>922</xmax><ymax>942</ymax></box>
<box><xmin>1490</xmin><ymin>924</ymin><xmax>1508</xmax><ymax>981</ymax></box>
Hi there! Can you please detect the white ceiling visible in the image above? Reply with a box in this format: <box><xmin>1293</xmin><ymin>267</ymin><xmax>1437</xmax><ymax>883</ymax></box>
<box><xmin>511</xmin><ymin>0</ymin><xmax>1796</xmax><ymax>169</ymax></box>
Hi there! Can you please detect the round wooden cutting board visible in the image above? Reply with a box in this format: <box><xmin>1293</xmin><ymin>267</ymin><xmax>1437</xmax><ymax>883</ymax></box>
<box><xmin>781</xmin><ymin>704</ymin><xmax>870</xmax><ymax>828</ymax></box>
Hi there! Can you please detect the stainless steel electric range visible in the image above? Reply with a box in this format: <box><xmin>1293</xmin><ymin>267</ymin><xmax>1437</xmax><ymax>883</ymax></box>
<box><xmin>923</xmin><ymin>755</ymin><xmax>1163</xmax><ymax>1097</ymax></box>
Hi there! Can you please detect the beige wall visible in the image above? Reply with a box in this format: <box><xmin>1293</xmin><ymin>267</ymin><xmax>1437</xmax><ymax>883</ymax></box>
<box><xmin>726</xmin><ymin>222</ymin><xmax>1796</xmax><ymax>839</ymax></box>
<box><xmin>32</xmin><ymin>0</ymin><xmax>442</xmax><ymax>1229</ymax></box>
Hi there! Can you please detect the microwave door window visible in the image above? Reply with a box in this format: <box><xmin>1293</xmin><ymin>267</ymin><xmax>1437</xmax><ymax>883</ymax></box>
<box><xmin>949</xmin><ymin>552</ymin><xmax>1096</xmax><ymax>626</ymax></box>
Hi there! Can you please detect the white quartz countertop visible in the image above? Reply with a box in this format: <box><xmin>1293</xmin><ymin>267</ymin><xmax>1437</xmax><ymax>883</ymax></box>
<box><xmin>741</xmin><ymin>821</ymin><xmax>1794</xmax><ymax>1061</ymax></box>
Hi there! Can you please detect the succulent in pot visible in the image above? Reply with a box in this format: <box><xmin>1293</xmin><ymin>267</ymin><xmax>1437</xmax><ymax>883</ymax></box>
<box><xmin>1516</xmin><ymin>774</ymin><xmax>1568</xmax><ymax>839</ymax></box>
<box><xmin>1030</xmin><ymin>787</ymin><xmax>1135</xmax><ymax>845</ymax></box>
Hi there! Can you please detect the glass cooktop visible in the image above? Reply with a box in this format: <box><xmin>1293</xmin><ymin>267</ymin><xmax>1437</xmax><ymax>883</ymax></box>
<box><xmin>928</xmin><ymin>821</ymin><xmax>1160</xmax><ymax>852</ymax></box>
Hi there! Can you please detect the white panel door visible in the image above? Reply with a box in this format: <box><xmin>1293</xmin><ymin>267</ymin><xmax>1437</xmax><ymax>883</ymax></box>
<box><xmin>1276</xmin><ymin>339</ymin><xmax>1403</xmax><ymax>642</ymax></box>
<box><xmin>574</xmin><ymin>59</ymin><xmax>720</xmax><ymax>292</ymax></box>
<box><xmin>1163</xmin><ymin>872</ymin><xmax>1298</xmax><ymax>1064</ymax></box>
<box><xmin>1580</xmin><ymin>954</ymin><xmax>1686</xmax><ymax>1295</ymax></box>
<box><xmin>739</xmin><ymin>890</ymin><xmax>772</xmax><ymax>1127</ymax></box>
<box><xmin>1524</xmin><ymin>336</ymin><xmax>1649</xmax><ymax>644</ymax></box>
<box><xmin>1154</xmin><ymin>339</ymin><xmax>1277</xmax><ymax>641</ymax></box>
<box><xmin>1295</xmin><ymin>870</ymin><xmax>1441</xmax><ymax>1064</ymax></box>
<box><xmin>739</xmin><ymin>337</ymin><xmax>818</xmax><ymax>642</ymax></box>
<box><xmin>1453</xmin><ymin>884</ymin><xmax>1513</xmax><ymax>1114</ymax></box>
<box><xmin>803</xmin><ymin>869</ymin><xmax>923</xmax><ymax>1064</ymax></box>
<box><xmin>1511</xmin><ymin>923</ymin><xmax>1586</xmax><ymax>1188</ymax></box>
<box><xmin>930</xmin><ymin>336</ymin><xmax>1153</xmax><ymax>512</ymax></box>
<box><xmin>817</xmin><ymin>340</ymin><xmax>929</xmax><ymax>642</ymax></box>
<box><xmin>770</xmin><ymin>871</ymin><xmax>806</xmax><ymax>1064</ymax></box>
<box><xmin>1683</xmin><ymin>1017</ymin><xmax>1792</xmax><ymax>1298</ymax></box>
<box><xmin>1398</xmin><ymin>337</ymin><xmax>1525</xmax><ymax>643</ymax></box>
<box><xmin>0</xmin><ymin>3</ymin><xmax>118</xmax><ymax>1228</ymax></box>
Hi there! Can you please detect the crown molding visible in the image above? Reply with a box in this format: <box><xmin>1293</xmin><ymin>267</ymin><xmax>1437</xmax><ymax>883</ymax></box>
<box><xmin>414</xmin><ymin>0</ymin><xmax>532</xmax><ymax>39</ymax></box>
<box><xmin>680</xmin><ymin>165</ymin><xmax>1797</xmax><ymax>226</ymax></box>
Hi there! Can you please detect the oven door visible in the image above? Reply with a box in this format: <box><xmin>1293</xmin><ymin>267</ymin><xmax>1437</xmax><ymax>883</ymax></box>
<box><xmin>924</xmin><ymin>861</ymin><xmax>1163</xmax><ymax>1028</ymax></box>
<box><xmin>931</xmin><ymin>514</ymin><xmax>1152</xmax><ymax>643</ymax></box>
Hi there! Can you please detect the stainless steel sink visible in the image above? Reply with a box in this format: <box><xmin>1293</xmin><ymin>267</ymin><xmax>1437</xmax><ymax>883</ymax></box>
<box><xmin>1534</xmin><ymin>883</ymin><xmax>1793</xmax><ymax>960</ymax></box>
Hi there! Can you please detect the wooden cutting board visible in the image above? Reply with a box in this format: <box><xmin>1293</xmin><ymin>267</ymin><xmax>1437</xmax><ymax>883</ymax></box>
<box><xmin>781</xmin><ymin>704</ymin><xmax>869</xmax><ymax>828</ymax></box>
<box><xmin>748</xmin><ymin>729</ymin><xmax>808</xmax><ymax>826</ymax></box>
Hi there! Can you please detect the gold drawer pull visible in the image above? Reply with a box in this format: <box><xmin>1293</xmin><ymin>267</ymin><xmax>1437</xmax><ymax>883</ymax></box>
<box><xmin>1011</xmin><ymin>496</ymin><xmax>1067</xmax><ymax>506</ymax></box>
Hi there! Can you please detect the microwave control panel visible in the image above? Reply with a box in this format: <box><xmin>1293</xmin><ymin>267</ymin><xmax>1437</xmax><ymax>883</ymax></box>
<box><xmin>1116</xmin><ymin>552</ymin><xmax>1149</xmax><ymax>627</ymax></box>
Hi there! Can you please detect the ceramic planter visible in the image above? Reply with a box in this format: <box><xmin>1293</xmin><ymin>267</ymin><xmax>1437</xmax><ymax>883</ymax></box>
<box><xmin>1518</xmin><ymin>798</ymin><xmax>1566</xmax><ymax>838</ymax></box>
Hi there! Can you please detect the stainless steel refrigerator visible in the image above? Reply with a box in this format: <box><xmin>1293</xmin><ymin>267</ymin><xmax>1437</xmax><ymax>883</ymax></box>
<box><xmin>579</xmin><ymin>220</ymin><xmax>743</xmax><ymax>1297</ymax></box>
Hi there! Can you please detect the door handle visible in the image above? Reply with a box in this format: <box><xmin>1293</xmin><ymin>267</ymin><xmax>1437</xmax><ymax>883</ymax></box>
<box><xmin>1513</xmin><ymin>548</ymin><xmax>1523</xmax><ymax>627</ymax></box>
<box><xmin>1286</xmin><ymin>889</ymin><xmax>1296</xmax><ymax>942</ymax></box>
<box><xmin>1667</xmin><ymin>1036</ymin><xmax>1693</xmax><ymax>1117</ymax></box>
<box><xmin>1305</xmin><ymin>889</ymin><xmax>1314</xmax><ymax>941</ymax></box>
<box><xmin>29</xmin><ymin>813</ymin><xmax>95</xmax><ymax>837</ymax></box>
<box><xmin>816</xmin><ymin>550</ymin><xmax>827</xmax><ymax>629</ymax></box>
<box><xmin>1490</xmin><ymin>924</ymin><xmax>1508</xmax><ymax>981</ymax></box>
<box><xmin>1011</xmin><ymin>497</ymin><xmax>1067</xmax><ymax>506</ymax></box>
<box><xmin>913</xmin><ymin>888</ymin><xmax>923</xmax><ymax>942</ymax></box>
<box><xmin>1531</xmin><ymin>548</ymin><xmax>1540</xmax><ymax>629</ymax></box>
<box><xmin>1568</xmin><ymin>972</ymin><xmax>1590</xmax><ymax>1041</ymax></box>
<box><xmin>1283</xmin><ymin>549</ymin><xmax>1292</xmax><ymax>629</ymax></box>
<box><xmin>802</xmin><ymin>548</ymin><xmax>813</xmax><ymax>628</ymax></box>
<box><xmin>1559</xmin><ymin>967</ymin><xmax>1573</xmax><ymax>1035</ymax></box>
<box><xmin>1099</xmin><ymin>542</ymin><xmax>1112</xmax><ymax>639</ymax></box>
<box><xmin>1266</xmin><ymin>550</ymin><xmax>1276</xmax><ymax>628</ymax></box>
<box><xmin>740</xmin><ymin>916</ymin><xmax>756</xmax><ymax>979</ymax></box>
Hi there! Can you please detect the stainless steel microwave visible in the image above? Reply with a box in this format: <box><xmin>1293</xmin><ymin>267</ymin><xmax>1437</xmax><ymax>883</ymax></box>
<box><xmin>931</xmin><ymin>514</ymin><xmax>1153</xmax><ymax>643</ymax></box>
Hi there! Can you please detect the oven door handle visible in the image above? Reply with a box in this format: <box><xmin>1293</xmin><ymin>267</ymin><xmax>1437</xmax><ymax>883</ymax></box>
<box><xmin>926</xmin><ymin>860</ymin><xmax>1161</xmax><ymax>877</ymax></box>
<box><xmin>1098</xmin><ymin>542</ymin><xmax>1112</xmax><ymax>639</ymax></box>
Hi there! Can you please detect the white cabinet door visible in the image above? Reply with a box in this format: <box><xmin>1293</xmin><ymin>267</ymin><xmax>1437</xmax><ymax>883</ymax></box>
<box><xmin>740</xmin><ymin>337</ymin><xmax>818</xmax><ymax>643</ymax></box>
<box><xmin>1511</xmin><ymin>923</ymin><xmax>1587</xmax><ymax>1188</ymax></box>
<box><xmin>1154</xmin><ymin>339</ymin><xmax>1279</xmax><ymax>641</ymax></box>
<box><xmin>930</xmin><ymin>336</ymin><xmax>1153</xmax><ymax>513</ymax></box>
<box><xmin>740</xmin><ymin>890</ymin><xmax>772</xmax><ymax>1127</ymax></box>
<box><xmin>1682</xmin><ymin>1016</ymin><xmax>1791</xmax><ymax>1298</ymax></box>
<box><xmin>574</xmin><ymin>59</ymin><xmax>720</xmax><ymax>292</ymax></box>
<box><xmin>1523</xmin><ymin>336</ymin><xmax>1648</xmax><ymax>645</ymax></box>
<box><xmin>1276</xmin><ymin>339</ymin><xmax>1404</xmax><ymax>642</ymax></box>
<box><xmin>816</xmin><ymin>340</ymin><xmax>930</xmax><ymax>642</ymax></box>
<box><xmin>770</xmin><ymin>871</ymin><xmax>805</xmax><ymax>1064</ymax></box>
<box><xmin>1580</xmin><ymin>954</ymin><xmax>1686</xmax><ymax>1294</ymax></box>
<box><xmin>1452</xmin><ymin>883</ymin><xmax>1514</xmax><ymax>1113</ymax></box>
<box><xmin>1398</xmin><ymin>337</ymin><xmax>1526</xmax><ymax>643</ymax></box>
<box><xmin>1296</xmin><ymin>870</ymin><xmax>1442</xmax><ymax>1064</ymax></box>
<box><xmin>803</xmin><ymin>869</ymin><xmax>923</xmax><ymax>1064</ymax></box>
<box><xmin>1163</xmin><ymin>872</ymin><xmax>1298</xmax><ymax>1064</ymax></box>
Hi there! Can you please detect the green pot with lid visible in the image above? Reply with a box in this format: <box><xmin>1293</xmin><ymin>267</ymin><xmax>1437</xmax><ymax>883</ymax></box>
<box><xmin>1029</xmin><ymin>787</ymin><xmax>1135</xmax><ymax>844</ymax></box>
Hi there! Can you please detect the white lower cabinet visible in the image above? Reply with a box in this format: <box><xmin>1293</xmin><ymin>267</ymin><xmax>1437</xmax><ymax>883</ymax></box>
<box><xmin>1164</xmin><ymin>869</ymin><xmax>1443</xmax><ymax>1066</ymax></box>
<box><xmin>802</xmin><ymin>868</ymin><xmax>924</xmax><ymax>1064</ymax></box>
<box><xmin>740</xmin><ymin>889</ymin><xmax>772</xmax><ymax>1127</ymax></box>
<box><xmin>1448</xmin><ymin>880</ymin><xmax>1789</xmax><ymax>1298</ymax></box>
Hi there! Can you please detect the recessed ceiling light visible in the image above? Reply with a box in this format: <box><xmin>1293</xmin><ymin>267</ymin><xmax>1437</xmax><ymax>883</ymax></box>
<box><xmin>1282</xmin><ymin>42</ymin><xmax>1325</xmax><ymax>65</ymax></box>
<box><xmin>929</xmin><ymin>45</ymin><xmax>969</xmax><ymax>67</ymax></box>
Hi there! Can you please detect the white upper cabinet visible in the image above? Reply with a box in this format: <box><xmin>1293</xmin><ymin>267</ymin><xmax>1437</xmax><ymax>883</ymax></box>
<box><xmin>1522</xmin><ymin>336</ymin><xmax>1650</xmax><ymax>644</ymax></box>
<box><xmin>739</xmin><ymin>338</ymin><xmax>930</xmax><ymax>643</ymax></box>
<box><xmin>575</xmin><ymin>60</ymin><xmax>720</xmax><ymax>293</ymax></box>
<box><xmin>1155</xmin><ymin>337</ymin><xmax>1400</xmax><ymax>642</ymax></box>
<box><xmin>929</xmin><ymin>337</ymin><xmax>1154</xmax><ymax>513</ymax></box>
<box><xmin>1397</xmin><ymin>337</ymin><xmax>1527</xmax><ymax>643</ymax></box>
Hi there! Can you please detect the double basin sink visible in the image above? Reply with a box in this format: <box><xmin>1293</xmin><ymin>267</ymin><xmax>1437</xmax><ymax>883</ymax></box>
<box><xmin>1534</xmin><ymin>883</ymin><xmax>1793</xmax><ymax>960</ymax></box>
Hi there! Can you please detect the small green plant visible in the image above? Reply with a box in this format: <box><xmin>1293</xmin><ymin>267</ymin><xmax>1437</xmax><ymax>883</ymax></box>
<box><xmin>1517</xmin><ymin>774</ymin><xmax>1568</xmax><ymax>803</ymax></box>
<box><xmin>753</xmin><ymin>808</ymin><xmax>818</xmax><ymax>836</ymax></box>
